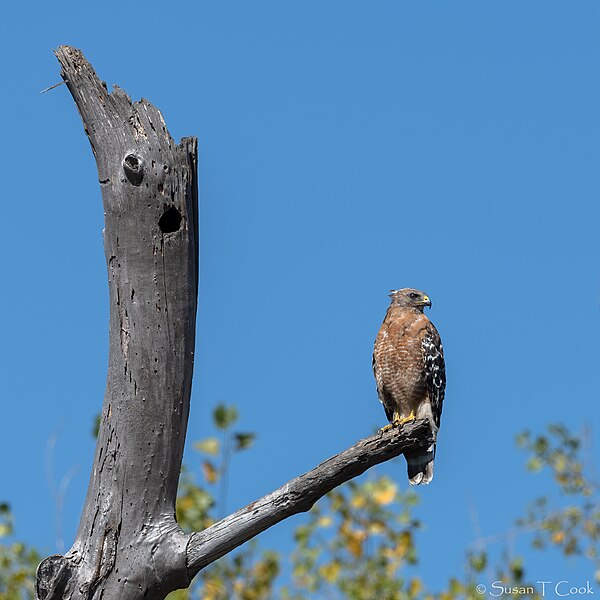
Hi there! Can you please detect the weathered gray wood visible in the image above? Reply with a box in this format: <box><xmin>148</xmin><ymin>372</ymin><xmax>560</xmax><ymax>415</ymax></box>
<box><xmin>186</xmin><ymin>418</ymin><xmax>433</xmax><ymax>578</ymax></box>
<box><xmin>36</xmin><ymin>47</ymin><xmax>435</xmax><ymax>600</ymax></box>
<box><xmin>36</xmin><ymin>46</ymin><xmax>198</xmax><ymax>600</ymax></box>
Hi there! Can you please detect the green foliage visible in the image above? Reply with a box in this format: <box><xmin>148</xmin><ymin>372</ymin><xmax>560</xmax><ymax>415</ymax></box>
<box><xmin>187</xmin><ymin>544</ymin><xmax>280</xmax><ymax>600</ymax></box>
<box><xmin>0</xmin><ymin>504</ymin><xmax>40</xmax><ymax>600</ymax></box>
<box><xmin>191</xmin><ymin>405</ymin><xmax>256</xmax><ymax>506</ymax></box>
<box><xmin>516</xmin><ymin>424</ymin><xmax>591</xmax><ymax>495</ymax></box>
<box><xmin>173</xmin><ymin>415</ymin><xmax>600</xmax><ymax>599</ymax></box>
<box><xmin>213</xmin><ymin>404</ymin><xmax>239</xmax><ymax>431</ymax></box>
<box><xmin>169</xmin><ymin>404</ymin><xmax>277</xmax><ymax>600</ymax></box>
<box><xmin>3</xmin><ymin>411</ymin><xmax>598</xmax><ymax>599</ymax></box>
<box><xmin>516</xmin><ymin>425</ymin><xmax>599</xmax><ymax>579</ymax></box>
<box><xmin>467</xmin><ymin>550</ymin><xmax>487</xmax><ymax>573</ymax></box>
<box><xmin>281</xmin><ymin>475</ymin><xmax>424</xmax><ymax>600</ymax></box>
<box><xmin>176</xmin><ymin>466</ymin><xmax>215</xmax><ymax>533</ymax></box>
<box><xmin>453</xmin><ymin>424</ymin><xmax>600</xmax><ymax>600</ymax></box>
<box><xmin>234</xmin><ymin>432</ymin><xmax>256</xmax><ymax>452</ymax></box>
<box><xmin>0</xmin><ymin>505</ymin><xmax>11</xmax><ymax>540</ymax></box>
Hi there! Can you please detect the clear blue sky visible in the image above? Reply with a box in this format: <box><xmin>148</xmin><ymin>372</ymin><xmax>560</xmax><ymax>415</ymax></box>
<box><xmin>1</xmin><ymin>0</ymin><xmax>599</xmax><ymax>593</ymax></box>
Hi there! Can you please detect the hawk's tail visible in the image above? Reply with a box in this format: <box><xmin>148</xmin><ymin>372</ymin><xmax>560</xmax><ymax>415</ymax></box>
<box><xmin>405</xmin><ymin>444</ymin><xmax>435</xmax><ymax>485</ymax></box>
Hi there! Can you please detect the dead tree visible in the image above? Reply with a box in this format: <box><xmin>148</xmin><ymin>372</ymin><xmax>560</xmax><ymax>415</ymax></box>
<box><xmin>35</xmin><ymin>46</ymin><xmax>434</xmax><ymax>600</ymax></box>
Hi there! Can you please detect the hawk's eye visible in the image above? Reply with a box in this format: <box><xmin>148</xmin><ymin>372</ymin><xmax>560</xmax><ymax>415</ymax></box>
<box><xmin>409</xmin><ymin>292</ymin><xmax>419</xmax><ymax>300</ymax></box>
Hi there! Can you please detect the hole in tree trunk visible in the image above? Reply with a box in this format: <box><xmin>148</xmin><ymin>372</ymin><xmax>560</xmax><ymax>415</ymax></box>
<box><xmin>123</xmin><ymin>154</ymin><xmax>144</xmax><ymax>185</ymax></box>
<box><xmin>159</xmin><ymin>206</ymin><xmax>182</xmax><ymax>233</ymax></box>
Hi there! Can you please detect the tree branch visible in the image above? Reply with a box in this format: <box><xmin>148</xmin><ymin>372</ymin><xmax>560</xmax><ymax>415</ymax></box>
<box><xmin>186</xmin><ymin>418</ymin><xmax>433</xmax><ymax>578</ymax></box>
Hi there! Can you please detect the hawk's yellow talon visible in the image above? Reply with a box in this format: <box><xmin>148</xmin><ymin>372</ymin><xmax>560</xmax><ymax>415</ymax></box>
<box><xmin>380</xmin><ymin>410</ymin><xmax>415</xmax><ymax>434</ymax></box>
<box><xmin>398</xmin><ymin>410</ymin><xmax>416</xmax><ymax>426</ymax></box>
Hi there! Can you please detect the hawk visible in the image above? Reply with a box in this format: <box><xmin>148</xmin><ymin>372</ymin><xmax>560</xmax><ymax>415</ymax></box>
<box><xmin>372</xmin><ymin>288</ymin><xmax>446</xmax><ymax>485</ymax></box>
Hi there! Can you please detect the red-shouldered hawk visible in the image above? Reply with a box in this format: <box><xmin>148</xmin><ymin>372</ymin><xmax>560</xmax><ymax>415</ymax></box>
<box><xmin>372</xmin><ymin>288</ymin><xmax>446</xmax><ymax>485</ymax></box>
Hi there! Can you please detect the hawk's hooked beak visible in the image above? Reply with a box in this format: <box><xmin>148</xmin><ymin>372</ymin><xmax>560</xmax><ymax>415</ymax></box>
<box><xmin>422</xmin><ymin>295</ymin><xmax>432</xmax><ymax>308</ymax></box>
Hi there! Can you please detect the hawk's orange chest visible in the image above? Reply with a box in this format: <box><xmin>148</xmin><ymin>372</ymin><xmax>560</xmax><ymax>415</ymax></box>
<box><xmin>373</xmin><ymin>307</ymin><xmax>431</xmax><ymax>419</ymax></box>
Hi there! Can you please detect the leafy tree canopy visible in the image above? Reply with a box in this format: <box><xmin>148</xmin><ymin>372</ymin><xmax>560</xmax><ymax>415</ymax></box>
<box><xmin>2</xmin><ymin>410</ymin><xmax>598</xmax><ymax>600</ymax></box>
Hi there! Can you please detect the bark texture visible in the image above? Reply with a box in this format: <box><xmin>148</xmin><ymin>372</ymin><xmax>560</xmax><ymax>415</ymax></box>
<box><xmin>36</xmin><ymin>46</ymin><xmax>199</xmax><ymax>600</ymax></box>
<box><xmin>36</xmin><ymin>47</ymin><xmax>436</xmax><ymax>600</ymax></box>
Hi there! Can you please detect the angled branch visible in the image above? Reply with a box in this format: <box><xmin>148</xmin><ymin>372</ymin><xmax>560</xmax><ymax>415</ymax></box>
<box><xmin>186</xmin><ymin>418</ymin><xmax>432</xmax><ymax>578</ymax></box>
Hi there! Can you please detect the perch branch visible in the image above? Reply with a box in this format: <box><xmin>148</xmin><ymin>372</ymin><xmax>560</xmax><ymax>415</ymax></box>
<box><xmin>187</xmin><ymin>418</ymin><xmax>433</xmax><ymax>578</ymax></box>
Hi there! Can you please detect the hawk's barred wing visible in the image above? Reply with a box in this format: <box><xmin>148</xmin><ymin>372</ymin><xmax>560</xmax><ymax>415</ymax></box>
<box><xmin>422</xmin><ymin>327</ymin><xmax>446</xmax><ymax>428</ymax></box>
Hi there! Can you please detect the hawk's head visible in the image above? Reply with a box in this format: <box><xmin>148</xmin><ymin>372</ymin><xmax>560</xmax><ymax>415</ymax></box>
<box><xmin>389</xmin><ymin>288</ymin><xmax>432</xmax><ymax>311</ymax></box>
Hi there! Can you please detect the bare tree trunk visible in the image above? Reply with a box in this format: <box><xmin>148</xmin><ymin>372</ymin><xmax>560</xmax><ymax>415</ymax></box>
<box><xmin>35</xmin><ymin>47</ymin><xmax>434</xmax><ymax>600</ymax></box>
<box><xmin>35</xmin><ymin>46</ymin><xmax>198</xmax><ymax>600</ymax></box>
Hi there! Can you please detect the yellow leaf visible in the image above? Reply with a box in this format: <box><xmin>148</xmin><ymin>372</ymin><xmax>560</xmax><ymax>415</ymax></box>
<box><xmin>351</xmin><ymin>494</ymin><xmax>367</xmax><ymax>509</ymax></box>
<box><xmin>233</xmin><ymin>580</ymin><xmax>244</xmax><ymax>594</ymax></box>
<box><xmin>368</xmin><ymin>521</ymin><xmax>385</xmax><ymax>534</ymax></box>
<box><xmin>166</xmin><ymin>591</ymin><xmax>189</xmax><ymax>600</ymax></box>
<box><xmin>318</xmin><ymin>516</ymin><xmax>333</xmax><ymax>528</ymax></box>
<box><xmin>319</xmin><ymin>562</ymin><xmax>341</xmax><ymax>583</ymax></box>
<box><xmin>202</xmin><ymin>461</ymin><xmax>218</xmax><ymax>484</ymax></box>
<box><xmin>584</xmin><ymin>520</ymin><xmax>598</xmax><ymax>535</ymax></box>
<box><xmin>449</xmin><ymin>578</ymin><xmax>463</xmax><ymax>595</ymax></box>
<box><xmin>552</xmin><ymin>530</ymin><xmax>565</xmax><ymax>544</ymax></box>
<box><xmin>373</xmin><ymin>481</ymin><xmax>397</xmax><ymax>506</ymax></box>
<box><xmin>346</xmin><ymin>528</ymin><xmax>366</xmax><ymax>558</ymax></box>
<box><xmin>202</xmin><ymin>578</ymin><xmax>224</xmax><ymax>600</ymax></box>
<box><xmin>554</xmin><ymin>454</ymin><xmax>567</xmax><ymax>473</ymax></box>
<box><xmin>393</xmin><ymin>530</ymin><xmax>412</xmax><ymax>558</ymax></box>
<box><xmin>409</xmin><ymin>578</ymin><xmax>423</xmax><ymax>596</ymax></box>
<box><xmin>194</xmin><ymin>438</ymin><xmax>220</xmax><ymax>456</ymax></box>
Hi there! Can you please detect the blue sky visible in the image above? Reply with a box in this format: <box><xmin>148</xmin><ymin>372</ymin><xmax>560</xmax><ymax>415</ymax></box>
<box><xmin>1</xmin><ymin>0</ymin><xmax>599</xmax><ymax>593</ymax></box>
